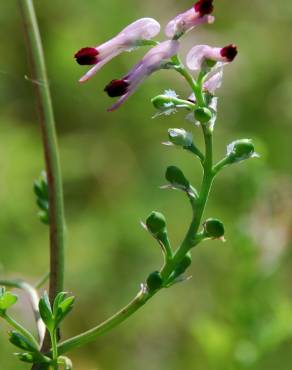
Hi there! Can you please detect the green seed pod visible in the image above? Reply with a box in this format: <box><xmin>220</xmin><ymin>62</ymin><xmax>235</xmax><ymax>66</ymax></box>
<box><xmin>203</xmin><ymin>218</ymin><xmax>225</xmax><ymax>239</ymax></box>
<box><xmin>168</xmin><ymin>128</ymin><xmax>193</xmax><ymax>147</ymax></box>
<box><xmin>165</xmin><ymin>166</ymin><xmax>190</xmax><ymax>189</ymax></box>
<box><xmin>174</xmin><ymin>252</ymin><xmax>192</xmax><ymax>277</ymax></box>
<box><xmin>151</xmin><ymin>95</ymin><xmax>174</xmax><ymax>110</ymax></box>
<box><xmin>227</xmin><ymin>139</ymin><xmax>256</xmax><ymax>163</ymax></box>
<box><xmin>146</xmin><ymin>271</ymin><xmax>163</xmax><ymax>292</ymax></box>
<box><xmin>146</xmin><ymin>212</ymin><xmax>167</xmax><ymax>236</ymax></box>
<box><xmin>194</xmin><ymin>107</ymin><xmax>213</xmax><ymax>123</ymax></box>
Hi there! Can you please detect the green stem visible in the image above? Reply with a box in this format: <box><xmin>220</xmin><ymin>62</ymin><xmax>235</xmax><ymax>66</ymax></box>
<box><xmin>34</xmin><ymin>272</ymin><xmax>50</xmax><ymax>290</ymax></box>
<box><xmin>19</xmin><ymin>0</ymin><xmax>66</xmax><ymax>304</ymax></box>
<box><xmin>0</xmin><ymin>279</ymin><xmax>45</xmax><ymax>343</ymax></box>
<box><xmin>54</xmin><ymin>122</ymin><xmax>214</xmax><ymax>354</ymax></box>
<box><xmin>171</xmin><ymin>55</ymin><xmax>205</xmax><ymax>107</ymax></box>
<box><xmin>213</xmin><ymin>156</ymin><xmax>230</xmax><ymax>174</ymax></box>
<box><xmin>50</xmin><ymin>330</ymin><xmax>59</xmax><ymax>370</ymax></box>
<box><xmin>2</xmin><ymin>313</ymin><xmax>40</xmax><ymax>349</ymax></box>
<box><xmin>160</xmin><ymin>125</ymin><xmax>214</xmax><ymax>280</ymax></box>
<box><xmin>57</xmin><ymin>288</ymin><xmax>154</xmax><ymax>355</ymax></box>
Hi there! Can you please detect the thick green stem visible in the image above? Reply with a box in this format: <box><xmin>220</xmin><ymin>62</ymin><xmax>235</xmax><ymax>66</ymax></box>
<box><xmin>56</xmin><ymin>288</ymin><xmax>154</xmax><ymax>355</ymax></box>
<box><xmin>19</xmin><ymin>0</ymin><xmax>65</xmax><ymax>305</ymax></box>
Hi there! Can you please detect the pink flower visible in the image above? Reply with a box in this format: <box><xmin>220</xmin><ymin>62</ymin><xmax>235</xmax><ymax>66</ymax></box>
<box><xmin>74</xmin><ymin>18</ymin><xmax>161</xmax><ymax>83</ymax></box>
<box><xmin>165</xmin><ymin>0</ymin><xmax>215</xmax><ymax>38</ymax></box>
<box><xmin>186</xmin><ymin>44</ymin><xmax>238</xmax><ymax>71</ymax></box>
<box><xmin>104</xmin><ymin>40</ymin><xmax>180</xmax><ymax>111</ymax></box>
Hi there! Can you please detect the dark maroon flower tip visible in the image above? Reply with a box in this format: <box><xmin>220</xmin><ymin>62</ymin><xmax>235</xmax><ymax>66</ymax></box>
<box><xmin>74</xmin><ymin>47</ymin><xmax>99</xmax><ymax>65</ymax></box>
<box><xmin>194</xmin><ymin>0</ymin><xmax>214</xmax><ymax>16</ymax></box>
<box><xmin>220</xmin><ymin>44</ymin><xmax>238</xmax><ymax>61</ymax></box>
<box><xmin>104</xmin><ymin>79</ymin><xmax>130</xmax><ymax>97</ymax></box>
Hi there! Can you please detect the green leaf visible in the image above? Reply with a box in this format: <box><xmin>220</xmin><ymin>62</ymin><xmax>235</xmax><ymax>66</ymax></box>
<box><xmin>14</xmin><ymin>352</ymin><xmax>51</xmax><ymax>364</ymax></box>
<box><xmin>55</xmin><ymin>296</ymin><xmax>75</xmax><ymax>327</ymax></box>
<box><xmin>37</xmin><ymin>198</ymin><xmax>49</xmax><ymax>212</ymax></box>
<box><xmin>39</xmin><ymin>292</ymin><xmax>54</xmax><ymax>332</ymax></box>
<box><xmin>52</xmin><ymin>292</ymin><xmax>67</xmax><ymax>315</ymax></box>
<box><xmin>9</xmin><ymin>331</ymin><xmax>38</xmax><ymax>352</ymax></box>
<box><xmin>0</xmin><ymin>291</ymin><xmax>18</xmax><ymax>312</ymax></box>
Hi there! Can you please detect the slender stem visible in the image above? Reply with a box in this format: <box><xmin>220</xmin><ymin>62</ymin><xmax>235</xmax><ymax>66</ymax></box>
<box><xmin>160</xmin><ymin>126</ymin><xmax>214</xmax><ymax>280</ymax></box>
<box><xmin>2</xmin><ymin>313</ymin><xmax>40</xmax><ymax>349</ymax></box>
<box><xmin>50</xmin><ymin>330</ymin><xmax>59</xmax><ymax>370</ymax></box>
<box><xmin>34</xmin><ymin>272</ymin><xmax>50</xmax><ymax>290</ymax></box>
<box><xmin>171</xmin><ymin>55</ymin><xmax>205</xmax><ymax>107</ymax></box>
<box><xmin>0</xmin><ymin>279</ymin><xmax>45</xmax><ymax>344</ymax></box>
<box><xmin>56</xmin><ymin>288</ymin><xmax>154</xmax><ymax>355</ymax></box>
<box><xmin>19</xmin><ymin>0</ymin><xmax>65</xmax><ymax>304</ymax></box>
<box><xmin>213</xmin><ymin>156</ymin><xmax>230</xmax><ymax>174</ymax></box>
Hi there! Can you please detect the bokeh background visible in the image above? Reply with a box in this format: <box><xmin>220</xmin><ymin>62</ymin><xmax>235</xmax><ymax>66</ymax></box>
<box><xmin>1</xmin><ymin>0</ymin><xmax>292</xmax><ymax>369</ymax></box>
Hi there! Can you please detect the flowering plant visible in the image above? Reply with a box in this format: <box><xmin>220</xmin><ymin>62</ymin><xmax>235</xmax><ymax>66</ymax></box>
<box><xmin>0</xmin><ymin>1</ymin><xmax>257</xmax><ymax>369</ymax></box>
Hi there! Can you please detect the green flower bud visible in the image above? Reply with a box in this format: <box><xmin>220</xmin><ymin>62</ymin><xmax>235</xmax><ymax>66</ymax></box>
<box><xmin>168</xmin><ymin>128</ymin><xmax>193</xmax><ymax>148</ymax></box>
<box><xmin>165</xmin><ymin>166</ymin><xmax>190</xmax><ymax>189</ymax></box>
<box><xmin>151</xmin><ymin>95</ymin><xmax>174</xmax><ymax>110</ymax></box>
<box><xmin>146</xmin><ymin>212</ymin><xmax>167</xmax><ymax>236</ymax></box>
<box><xmin>173</xmin><ymin>253</ymin><xmax>192</xmax><ymax>277</ymax></box>
<box><xmin>203</xmin><ymin>218</ymin><xmax>225</xmax><ymax>239</ymax></box>
<box><xmin>227</xmin><ymin>139</ymin><xmax>257</xmax><ymax>163</ymax></box>
<box><xmin>146</xmin><ymin>271</ymin><xmax>163</xmax><ymax>292</ymax></box>
<box><xmin>194</xmin><ymin>107</ymin><xmax>213</xmax><ymax>123</ymax></box>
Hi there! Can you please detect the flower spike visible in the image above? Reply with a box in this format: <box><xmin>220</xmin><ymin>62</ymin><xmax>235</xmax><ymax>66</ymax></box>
<box><xmin>186</xmin><ymin>44</ymin><xmax>238</xmax><ymax>71</ymax></box>
<box><xmin>75</xmin><ymin>18</ymin><xmax>161</xmax><ymax>83</ymax></box>
<box><xmin>104</xmin><ymin>40</ymin><xmax>180</xmax><ymax>111</ymax></box>
<box><xmin>165</xmin><ymin>0</ymin><xmax>214</xmax><ymax>39</ymax></box>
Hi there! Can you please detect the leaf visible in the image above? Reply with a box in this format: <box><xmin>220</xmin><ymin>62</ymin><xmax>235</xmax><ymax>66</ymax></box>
<box><xmin>38</xmin><ymin>292</ymin><xmax>54</xmax><ymax>332</ymax></box>
<box><xmin>9</xmin><ymin>331</ymin><xmax>38</xmax><ymax>352</ymax></box>
<box><xmin>55</xmin><ymin>296</ymin><xmax>75</xmax><ymax>327</ymax></box>
<box><xmin>52</xmin><ymin>292</ymin><xmax>67</xmax><ymax>316</ymax></box>
<box><xmin>14</xmin><ymin>352</ymin><xmax>51</xmax><ymax>364</ymax></box>
<box><xmin>0</xmin><ymin>291</ymin><xmax>18</xmax><ymax>311</ymax></box>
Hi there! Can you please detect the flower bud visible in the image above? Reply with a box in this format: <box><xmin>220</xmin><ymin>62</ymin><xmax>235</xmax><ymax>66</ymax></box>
<box><xmin>203</xmin><ymin>218</ymin><xmax>225</xmax><ymax>239</ymax></box>
<box><xmin>146</xmin><ymin>271</ymin><xmax>163</xmax><ymax>292</ymax></box>
<box><xmin>173</xmin><ymin>253</ymin><xmax>192</xmax><ymax>277</ymax></box>
<box><xmin>151</xmin><ymin>95</ymin><xmax>174</xmax><ymax>110</ymax></box>
<box><xmin>146</xmin><ymin>212</ymin><xmax>167</xmax><ymax>237</ymax></box>
<box><xmin>194</xmin><ymin>107</ymin><xmax>213</xmax><ymax>123</ymax></box>
<box><xmin>165</xmin><ymin>166</ymin><xmax>190</xmax><ymax>189</ymax></box>
<box><xmin>227</xmin><ymin>139</ymin><xmax>257</xmax><ymax>163</ymax></box>
<box><xmin>168</xmin><ymin>128</ymin><xmax>193</xmax><ymax>148</ymax></box>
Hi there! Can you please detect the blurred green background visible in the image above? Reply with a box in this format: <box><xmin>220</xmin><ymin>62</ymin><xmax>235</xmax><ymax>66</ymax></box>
<box><xmin>1</xmin><ymin>0</ymin><xmax>292</xmax><ymax>369</ymax></box>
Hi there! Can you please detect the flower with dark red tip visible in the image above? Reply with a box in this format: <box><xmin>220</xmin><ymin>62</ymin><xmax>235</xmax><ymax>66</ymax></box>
<box><xmin>186</xmin><ymin>44</ymin><xmax>238</xmax><ymax>71</ymax></box>
<box><xmin>75</xmin><ymin>18</ymin><xmax>161</xmax><ymax>83</ymax></box>
<box><xmin>165</xmin><ymin>1</ymin><xmax>214</xmax><ymax>38</ymax></box>
<box><xmin>105</xmin><ymin>40</ymin><xmax>180</xmax><ymax>111</ymax></box>
<box><xmin>220</xmin><ymin>44</ymin><xmax>238</xmax><ymax>62</ymax></box>
<box><xmin>104</xmin><ymin>80</ymin><xmax>130</xmax><ymax>97</ymax></box>
<box><xmin>74</xmin><ymin>48</ymin><xmax>99</xmax><ymax>65</ymax></box>
<box><xmin>194</xmin><ymin>0</ymin><xmax>214</xmax><ymax>17</ymax></box>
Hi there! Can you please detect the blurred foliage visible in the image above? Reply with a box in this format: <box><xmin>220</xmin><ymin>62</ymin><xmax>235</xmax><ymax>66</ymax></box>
<box><xmin>1</xmin><ymin>0</ymin><xmax>292</xmax><ymax>369</ymax></box>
